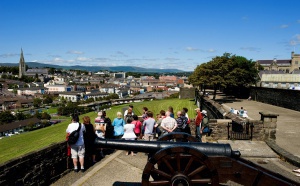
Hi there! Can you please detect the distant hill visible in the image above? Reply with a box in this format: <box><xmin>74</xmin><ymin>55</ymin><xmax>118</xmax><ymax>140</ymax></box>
<box><xmin>0</xmin><ymin>62</ymin><xmax>184</xmax><ymax>73</ymax></box>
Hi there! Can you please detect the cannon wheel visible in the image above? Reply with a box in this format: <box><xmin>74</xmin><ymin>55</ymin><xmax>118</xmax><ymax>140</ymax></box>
<box><xmin>157</xmin><ymin>132</ymin><xmax>198</xmax><ymax>142</ymax></box>
<box><xmin>142</xmin><ymin>146</ymin><xmax>219</xmax><ymax>186</ymax></box>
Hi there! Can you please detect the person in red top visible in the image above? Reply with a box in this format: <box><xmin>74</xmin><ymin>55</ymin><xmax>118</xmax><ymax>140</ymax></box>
<box><xmin>131</xmin><ymin>114</ymin><xmax>142</xmax><ymax>139</ymax></box>
<box><xmin>194</xmin><ymin>108</ymin><xmax>203</xmax><ymax>140</ymax></box>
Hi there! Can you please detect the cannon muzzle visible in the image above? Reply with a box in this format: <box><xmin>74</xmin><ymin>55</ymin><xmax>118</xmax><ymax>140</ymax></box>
<box><xmin>95</xmin><ymin>138</ymin><xmax>241</xmax><ymax>158</ymax></box>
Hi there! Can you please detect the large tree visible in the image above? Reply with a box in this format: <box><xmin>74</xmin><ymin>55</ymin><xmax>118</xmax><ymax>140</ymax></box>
<box><xmin>189</xmin><ymin>53</ymin><xmax>259</xmax><ymax>99</ymax></box>
<box><xmin>0</xmin><ymin>111</ymin><xmax>16</xmax><ymax>124</ymax></box>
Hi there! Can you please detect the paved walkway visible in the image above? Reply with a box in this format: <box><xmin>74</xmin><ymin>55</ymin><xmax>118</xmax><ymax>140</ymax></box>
<box><xmin>217</xmin><ymin>95</ymin><xmax>300</xmax><ymax>161</ymax></box>
<box><xmin>52</xmin><ymin>95</ymin><xmax>300</xmax><ymax>185</ymax></box>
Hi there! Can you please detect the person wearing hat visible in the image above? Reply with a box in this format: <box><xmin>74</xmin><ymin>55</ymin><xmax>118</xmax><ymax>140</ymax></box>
<box><xmin>194</xmin><ymin>108</ymin><xmax>203</xmax><ymax>140</ymax></box>
<box><xmin>200</xmin><ymin>110</ymin><xmax>209</xmax><ymax>143</ymax></box>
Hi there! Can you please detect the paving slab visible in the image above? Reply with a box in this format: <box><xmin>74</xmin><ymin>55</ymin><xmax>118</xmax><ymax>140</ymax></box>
<box><xmin>218</xmin><ymin>140</ymin><xmax>278</xmax><ymax>158</ymax></box>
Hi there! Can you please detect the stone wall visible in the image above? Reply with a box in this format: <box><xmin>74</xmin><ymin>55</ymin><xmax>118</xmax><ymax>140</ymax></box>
<box><xmin>250</xmin><ymin>87</ymin><xmax>300</xmax><ymax>111</ymax></box>
<box><xmin>0</xmin><ymin>141</ymin><xmax>69</xmax><ymax>185</ymax></box>
<box><xmin>199</xmin><ymin>97</ymin><xmax>267</xmax><ymax>141</ymax></box>
<box><xmin>179</xmin><ymin>87</ymin><xmax>195</xmax><ymax>99</ymax></box>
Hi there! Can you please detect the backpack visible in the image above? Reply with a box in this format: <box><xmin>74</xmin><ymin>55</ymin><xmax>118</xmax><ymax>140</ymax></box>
<box><xmin>181</xmin><ymin>116</ymin><xmax>188</xmax><ymax>129</ymax></box>
<box><xmin>67</xmin><ymin>123</ymin><xmax>81</xmax><ymax>145</ymax></box>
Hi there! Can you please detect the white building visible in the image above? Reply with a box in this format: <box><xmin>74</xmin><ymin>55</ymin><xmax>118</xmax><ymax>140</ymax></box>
<box><xmin>17</xmin><ymin>87</ymin><xmax>47</xmax><ymax>96</ymax></box>
<box><xmin>59</xmin><ymin>92</ymin><xmax>84</xmax><ymax>102</ymax></box>
<box><xmin>44</xmin><ymin>84</ymin><xmax>71</xmax><ymax>93</ymax></box>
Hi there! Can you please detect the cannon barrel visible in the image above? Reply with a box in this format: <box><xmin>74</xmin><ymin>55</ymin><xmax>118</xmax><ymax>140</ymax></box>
<box><xmin>95</xmin><ymin>138</ymin><xmax>241</xmax><ymax>158</ymax></box>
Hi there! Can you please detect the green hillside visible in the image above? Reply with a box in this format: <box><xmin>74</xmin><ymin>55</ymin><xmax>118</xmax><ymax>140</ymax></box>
<box><xmin>0</xmin><ymin>98</ymin><xmax>196</xmax><ymax>164</ymax></box>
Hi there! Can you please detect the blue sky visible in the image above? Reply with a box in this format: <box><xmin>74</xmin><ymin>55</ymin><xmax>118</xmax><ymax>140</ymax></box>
<box><xmin>1</xmin><ymin>0</ymin><xmax>300</xmax><ymax>71</ymax></box>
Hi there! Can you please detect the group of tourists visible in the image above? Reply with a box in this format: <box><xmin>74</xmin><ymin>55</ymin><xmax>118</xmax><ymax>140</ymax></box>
<box><xmin>117</xmin><ymin>105</ymin><xmax>193</xmax><ymax>143</ymax></box>
<box><xmin>230</xmin><ymin>106</ymin><xmax>248</xmax><ymax>118</ymax></box>
<box><xmin>66</xmin><ymin>104</ymin><xmax>211</xmax><ymax>172</ymax></box>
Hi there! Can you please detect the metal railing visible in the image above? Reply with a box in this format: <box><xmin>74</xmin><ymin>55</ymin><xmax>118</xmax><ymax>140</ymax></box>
<box><xmin>227</xmin><ymin>122</ymin><xmax>254</xmax><ymax>140</ymax></box>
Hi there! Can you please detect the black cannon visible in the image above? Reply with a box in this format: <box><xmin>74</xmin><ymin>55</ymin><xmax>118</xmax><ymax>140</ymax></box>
<box><xmin>95</xmin><ymin>133</ymin><xmax>298</xmax><ymax>186</ymax></box>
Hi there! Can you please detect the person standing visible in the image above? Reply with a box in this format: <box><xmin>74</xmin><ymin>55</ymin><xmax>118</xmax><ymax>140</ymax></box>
<box><xmin>176</xmin><ymin>110</ymin><xmax>190</xmax><ymax>134</ymax></box>
<box><xmin>143</xmin><ymin>111</ymin><xmax>156</xmax><ymax>141</ymax></box>
<box><xmin>102</xmin><ymin>111</ymin><xmax>113</xmax><ymax>139</ymax></box>
<box><xmin>195</xmin><ymin>108</ymin><xmax>203</xmax><ymax>140</ymax></box>
<box><xmin>156</xmin><ymin>110</ymin><xmax>166</xmax><ymax>135</ymax></box>
<box><xmin>183</xmin><ymin>107</ymin><xmax>189</xmax><ymax>120</ymax></box>
<box><xmin>141</xmin><ymin>107</ymin><xmax>148</xmax><ymax>120</ymax></box>
<box><xmin>66</xmin><ymin>114</ymin><xmax>86</xmax><ymax>172</ymax></box>
<box><xmin>95</xmin><ymin>111</ymin><xmax>104</xmax><ymax>124</ymax></box>
<box><xmin>112</xmin><ymin>112</ymin><xmax>126</xmax><ymax>139</ymax></box>
<box><xmin>82</xmin><ymin>116</ymin><xmax>97</xmax><ymax>165</ymax></box>
<box><xmin>124</xmin><ymin>104</ymin><xmax>134</xmax><ymax>119</ymax></box>
<box><xmin>122</xmin><ymin>117</ymin><xmax>137</xmax><ymax>156</ymax></box>
<box><xmin>200</xmin><ymin>110</ymin><xmax>209</xmax><ymax>143</ymax></box>
<box><xmin>168</xmin><ymin>106</ymin><xmax>174</xmax><ymax>118</ymax></box>
<box><xmin>161</xmin><ymin>111</ymin><xmax>177</xmax><ymax>135</ymax></box>
<box><xmin>131</xmin><ymin>114</ymin><xmax>142</xmax><ymax>139</ymax></box>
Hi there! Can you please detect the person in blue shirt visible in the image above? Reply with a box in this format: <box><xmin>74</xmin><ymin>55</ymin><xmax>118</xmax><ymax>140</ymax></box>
<box><xmin>112</xmin><ymin>112</ymin><xmax>125</xmax><ymax>139</ymax></box>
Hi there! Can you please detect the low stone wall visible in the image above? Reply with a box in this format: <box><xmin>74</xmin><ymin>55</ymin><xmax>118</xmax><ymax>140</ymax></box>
<box><xmin>199</xmin><ymin>97</ymin><xmax>269</xmax><ymax>141</ymax></box>
<box><xmin>0</xmin><ymin>141</ymin><xmax>69</xmax><ymax>185</ymax></box>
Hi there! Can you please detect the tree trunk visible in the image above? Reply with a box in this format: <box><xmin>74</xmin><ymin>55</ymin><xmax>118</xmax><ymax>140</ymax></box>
<box><xmin>213</xmin><ymin>85</ymin><xmax>217</xmax><ymax>100</ymax></box>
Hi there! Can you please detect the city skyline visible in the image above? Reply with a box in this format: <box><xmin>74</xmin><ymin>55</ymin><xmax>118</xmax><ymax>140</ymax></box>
<box><xmin>1</xmin><ymin>0</ymin><xmax>300</xmax><ymax>71</ymax></box>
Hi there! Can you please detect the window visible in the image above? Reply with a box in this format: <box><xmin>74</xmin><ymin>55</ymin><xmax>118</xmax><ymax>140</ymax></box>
<box><xmin>296</xmin><ymin>61</ymin><xmax>299</xmax><ymax>64</ymax></box>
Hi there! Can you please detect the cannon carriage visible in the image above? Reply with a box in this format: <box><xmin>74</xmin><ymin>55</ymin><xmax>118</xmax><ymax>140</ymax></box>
<box><xmin>95</xmin><ymin>132</ymin><xmax>298</xmax><ymax>186</ymax></box>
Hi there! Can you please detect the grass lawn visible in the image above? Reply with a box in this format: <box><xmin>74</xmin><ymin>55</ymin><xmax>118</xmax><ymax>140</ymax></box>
<box><xmin>0</xmin><ymin>98</ymin><xmax>197</xmax><ymax>164</ymax></box>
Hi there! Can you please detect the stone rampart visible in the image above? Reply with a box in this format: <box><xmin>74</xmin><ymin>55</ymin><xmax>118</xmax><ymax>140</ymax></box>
<box><xmin>250</xmin><ymin>87</ymin><xmax>300</xmax><ymax>111</ymax></box>
<box><xmin>0</xmin><ymin>90</ymin><xmax>283</xmax><ymax>185</ymax></box>
<box><xmin>0</xmin><ymin>141</ymin><xmax>69</xmax><ymax>185</ymax></box>
<box><xmin>199</xmin><ymin>96</ymin><xmax>268</xmax><ymax>141</ymax></box>
<box><xmin>179</xmin><ymin>87</ymin><xmax>195</xmax><ymax>99</ymax></box>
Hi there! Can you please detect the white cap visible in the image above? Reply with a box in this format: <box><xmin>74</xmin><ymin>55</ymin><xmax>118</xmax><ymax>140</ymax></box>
<box><xmin>201</xmin><ymin>110</ymin><xmax>207</xmax><ymax>115</ymax></box>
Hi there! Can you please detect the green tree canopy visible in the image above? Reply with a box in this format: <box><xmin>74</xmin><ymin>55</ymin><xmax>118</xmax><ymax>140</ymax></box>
<box><xmin>0</xmin><ymin>111</ymin><xmax>16</xmax><ymax>124</ymax></box>
<box><xmin>188</xmin><ymin>53</ymin><xmax>259</xmax><ymax>99</ymax></box>
<box><xmin>33</xmin><ymin>98</ymin><xmax>42</xmax><ymax>107</ymax></box>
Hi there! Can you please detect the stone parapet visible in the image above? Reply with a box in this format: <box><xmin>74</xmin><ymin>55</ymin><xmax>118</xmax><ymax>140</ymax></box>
<box><xmin>259</xmin><ymin>111</ymin><xmax>279</xmax><ymax>141</ymax></box>
<box><xmin>0</xmin><ymin>141</ymin><xmax>69</xmax><ymax>185</ymax></box>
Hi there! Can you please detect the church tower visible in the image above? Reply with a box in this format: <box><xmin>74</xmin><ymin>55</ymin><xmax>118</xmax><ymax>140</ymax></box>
<box><xmin>19</xmin><ymin>48</ymin><xmax>26</xmax><ymax>78</ymax></box>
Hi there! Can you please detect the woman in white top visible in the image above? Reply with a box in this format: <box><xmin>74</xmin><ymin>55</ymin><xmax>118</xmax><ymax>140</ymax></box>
<box><xmin>122</xmin><ymin>117</ymin><xmax>137</xmax><ymax>156</ymax></box>
<box><xmin>66</xmin><ymin>114</ymin><xmax>86</xmax><ymax>172</ymax></box>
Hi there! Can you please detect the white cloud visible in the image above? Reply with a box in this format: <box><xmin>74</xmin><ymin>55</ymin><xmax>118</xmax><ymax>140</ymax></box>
<box><xmin>289</xmin><ymin>34</ymin><xmax>300</xmax><ymax>46</ymax></box>
<box><xmin>240</xmin><ymin>47</ymin><xmax>261</xmax><ymax>52</ymax></box>
<box><xmin>290</xmin><ymin>40</ymin><xmax>298</xmax><ymax>46</ymax></box>
<box><xmin>66</xmin><ymin>50</ymin><xmax>84</xmax><ymax>55</ymax></box>
<box><xmin>207</xmin><ymin>49</ymin><xmax>216</xmax><ymax>53</ymax></box>
<box><xmin>0</xmin><ymin>53</ymin><xmax>19</xmax><ymax>58</ymax></box>
<box><xmin>164</xmin><ymin>57</ymin><xmax>180</xmax><ymax>61</ymax></box>
<box><xmin>186</xmin><ymin>47</ymin><xmax>199</xmax><ymax>51</ymax></box>
<box><xmin>186</xmin><ymin>47</ymin><xmax>216</xmax><ymax>53</ymax></box>
<box><xmin>54</xmin><ymin>58</ymin><xmax>64</xmax><ymax>62</ymax></box>
<box><xmin>280</xmin><ymin>24</ymin><xmax>289</xmax><ymax>29</ymax></box>
<box><xmin>76</xmin><ymin>57</ymin><xmax>92</xmax><ymax>62</ymax></box>
<box><xmin>48</xmin><ymin>54</ymin><xmax>61</xmax><ymax>58</ymax></box>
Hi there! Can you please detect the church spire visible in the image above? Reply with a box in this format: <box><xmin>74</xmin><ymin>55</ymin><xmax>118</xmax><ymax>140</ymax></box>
<box><xmin>19</xmin><ymin>48</ymin><xmax>26</xmax><ymax>78</ymax></box>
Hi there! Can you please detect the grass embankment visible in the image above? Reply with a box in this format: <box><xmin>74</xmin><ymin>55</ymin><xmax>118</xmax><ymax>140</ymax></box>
<box><xmin>0</xmin><ymin>98</ymin><xmax>197</xmax><ymax>164</ymax></box>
